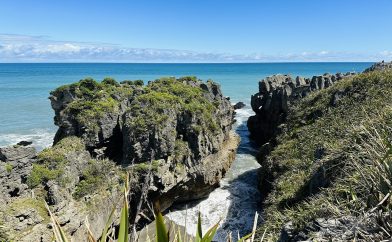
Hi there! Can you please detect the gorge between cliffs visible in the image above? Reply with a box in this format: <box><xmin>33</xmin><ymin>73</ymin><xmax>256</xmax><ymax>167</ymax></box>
<box><xmin>1</xmin><ymin>61</ymin><xmax>392</xmax><ymax>242</ymax></box>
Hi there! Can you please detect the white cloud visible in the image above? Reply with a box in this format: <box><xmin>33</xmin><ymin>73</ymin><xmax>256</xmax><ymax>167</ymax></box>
<box><xmin>0</xmin><ymin>34</ymin><xmax>390</xmax><ymax>62</ymax></box>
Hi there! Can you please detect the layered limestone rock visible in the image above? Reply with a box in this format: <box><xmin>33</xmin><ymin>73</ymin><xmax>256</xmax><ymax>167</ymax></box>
<box><xmin>247</xmin><ymin>72</ymin><xmax>355</xmax><ymax>145</ymax></box>
<box><xmin>48</xmin><ymin>76</ymin><xmax>239</xmax><ymax>230</ymax></box>
<box><xmin>0</xmin><ymin>138</ymin><xmax>122</xmax><ymax>242</ymax></box>
<box><xmin>251</xmin><ymin>62</ymin><xmax>392</xmax><ymax>241</ymax></box>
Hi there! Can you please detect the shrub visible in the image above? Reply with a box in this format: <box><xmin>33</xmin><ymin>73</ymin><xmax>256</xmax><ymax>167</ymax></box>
<box><xmin>27</xmin><ymin>137</ymin><xmax>84</xmax><ymax>188</ymax></box>
<box><xmin>27</xmin><ymin>164</ymin><xmax>61</xmax><ymax>188</ymax></box>
<box><xmin>73</xmin><ymin>159</ymin><xmax>115</xmax><ymax>199</ymax></box>
<box><xmin>102</xmin><ymin>77</ymin><xmax>120</xmax><ymax>87</ymax></box>
<box><xmin>5</xmin><ymin>163</ymin><xmax>12</xmax><ymax>173</ymax></box>
<box><xmin>121</xmin><ymin>80</ymin><xmax>144</xmax><ymax>86</ymax></box>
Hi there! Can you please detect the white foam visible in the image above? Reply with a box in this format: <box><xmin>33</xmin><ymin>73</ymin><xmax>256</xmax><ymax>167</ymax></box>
<box><xmin>166</xmin><ymin>107</ymin><xmax>261</xmax><ymax>241</ymax></box>
<box><xmin>234</xmin><ymin>106</ymin><xmax>254</xmax><ymax>126</ymax></box>
<box><xmin>0</xmin><ymin>129</ymin><xmax>55</xmax><ymax>151</ymax></box>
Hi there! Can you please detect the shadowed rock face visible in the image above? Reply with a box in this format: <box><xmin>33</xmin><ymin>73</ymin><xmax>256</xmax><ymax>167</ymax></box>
<box><xmin>247</xmin><ymin>72</ymin><xmax>356</xmax><ymax>145</ymax></box>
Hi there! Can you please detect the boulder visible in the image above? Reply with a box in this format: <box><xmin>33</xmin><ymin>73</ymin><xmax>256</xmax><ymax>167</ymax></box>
<box><xmin>233</xmin><ymin>101</ymin><xmax>246</xmax><ymax>110</ymax></box>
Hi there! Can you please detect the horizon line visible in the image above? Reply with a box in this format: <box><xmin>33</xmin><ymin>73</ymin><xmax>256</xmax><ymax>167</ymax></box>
<box><xmin>0</xmin><ymin>61</ymin><xmax>376</xmax><ymax>64</ymax></box>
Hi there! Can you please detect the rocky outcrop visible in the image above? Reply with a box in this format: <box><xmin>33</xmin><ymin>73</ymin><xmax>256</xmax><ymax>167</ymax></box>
<box><xmin>0</xmin><ymin>143</ymin><xmax>36</xmax><ymax>202</ymax></box>
<box><xmin>0</xmin><ymin>139</ymin><xmax>122</xmax><ymax>242</ymax></box>
<box><xmin>48</xmin><ymin>77</ymin><xmax>238</xmax><ymax>230</ymax></box>
<box><xmin>252</xmin><ymin>62</ymin><xmax>392</xmax><ymax>241</ymax></box>
<box><xmin>364</xmin><ymin>60</ymin><xmax>392</xmax><ymax>73</ymax></box>
<box><xmin>247</xmin><ymin>72</ymin><xmax>355</xmax><ymax>144</ymax></box>
<box><xmin>50</xmin><ymin>77</ymin><xmax>235</xmax><ymax>164</ymax></box>
<box><xmin>233</xmin><ymin>101</ymin><xmax>246</xmax><ymax>110</ymax></box>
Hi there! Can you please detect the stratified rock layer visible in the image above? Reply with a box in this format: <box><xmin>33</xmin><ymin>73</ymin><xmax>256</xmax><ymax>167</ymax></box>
<box><xmin>247</xmin><ymin>72</ymin><xmax>355</xmax><ymax>145</ymax></box>
<box><xmin>49</xmin><ymin>77</ymin><xmax>239</xmax><ymax>230</ymax></box>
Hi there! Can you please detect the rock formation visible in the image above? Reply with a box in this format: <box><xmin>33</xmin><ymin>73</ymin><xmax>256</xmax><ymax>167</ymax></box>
<box><xmin>364</xmin><ymin>60</ymin><xmax>392</xmax><ymax>73</ymax></box>
<box><xmin>0</xmin><ymin>76</ymin><xmax>238</xmax><ymax>241</ymax></box>
<box><xmin>233</xmin><ymin>101</ymin><xmax>246</xmax><ymax>110</ymax></box>
<box><xmin>250</xmin><ymin>62</ymin><xmax>392</xmax><ymax>241</ymax></box>
<box><xmin>247</xmin><ymin>72</ymin><xmax>356</xmax><ymax>145</ymax></box>
<box><xmin>0</xmin><ymin>138</ymin><xmax>122</xmax><ymax>241</ymax></box>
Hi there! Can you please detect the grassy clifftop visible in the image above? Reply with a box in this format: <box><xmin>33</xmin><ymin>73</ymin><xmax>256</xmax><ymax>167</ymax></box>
<box><xmin>257</xmin><ymin>70</ymin><xmax>392</xmax><ymax>240</ymax></box>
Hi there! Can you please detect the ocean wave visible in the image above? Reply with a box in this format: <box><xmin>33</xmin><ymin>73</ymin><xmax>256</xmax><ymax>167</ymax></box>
<box><xmin>0</xmin><ymin>129</ymin><xmax>55</xmax><ymax>151</ymax></box>
<box><xmin>234</xmin><ymin>107</ymin><xmax>254</xmax><ymax>126</ymax></box>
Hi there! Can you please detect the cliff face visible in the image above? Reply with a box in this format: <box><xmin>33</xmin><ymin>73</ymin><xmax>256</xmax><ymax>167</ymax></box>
<box><xmin>247</xmin><ymin>72</ymin><xmax>355</xmax><ymax>145</ymax></box>
<box><xmin>0</xmin><ymin>138</ymin><xmax>123</xmax><ymax>242</ymax></box>
<box><xmin>251</xmin><ymin>62</ymin><xmax>392</xmax><ymax>241</ymax></box>
<box><xmin>48</xmin><ymin>77</ymin><xmax>239</xmax><ymax>231</ymax></box>
<box><xmin>50</xmin><ymin>77</ymin><xmax>235</xmax><ymax>165</ymax></box>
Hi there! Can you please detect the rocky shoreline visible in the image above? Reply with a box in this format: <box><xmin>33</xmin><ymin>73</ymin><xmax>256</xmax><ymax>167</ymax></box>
<box><xmin>0</xmin><ymin>76</ymin><xmax>239</xmax><ymax>241</ymax></box>
<box><xmin>2</xmin><ymin>61</ymin><xmax>392</xmax><ymax>241</ymax></box>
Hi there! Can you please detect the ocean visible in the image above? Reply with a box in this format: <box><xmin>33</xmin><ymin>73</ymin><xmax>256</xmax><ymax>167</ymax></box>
<box><xmin>0</xmin><ymin>63</ymin><xmax>372</xmax><ymax>240</ymax></box>
<box><xmin>0</xmin><ymin>63</ymin><xmax>371</xmax><ymax>150</ymax></box>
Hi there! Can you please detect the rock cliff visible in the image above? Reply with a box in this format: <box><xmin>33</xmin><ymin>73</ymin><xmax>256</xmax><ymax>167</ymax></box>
<box><xmin>0</xmin><ymin>138</ymin><xmax>122</xmax><ymax>241</ymax></box>
<box><xmin>247</xmin><ymin>72</ymin><xmax>355</xmax><ymax>145</ymax></box>
<box><xmin>0</xmin><ymin>76</ymin><xmax>238</xmax><ymax>241</ymax></box>
<box><xmin>251</xmin><ymin>62</ymin><xmax>392</xmax><ymax>241</ymax></box>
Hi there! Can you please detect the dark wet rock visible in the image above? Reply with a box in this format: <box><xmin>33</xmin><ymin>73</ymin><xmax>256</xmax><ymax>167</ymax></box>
<box><xmin>233</xmin><ymin>101</ymin><xmax>246</xmax><ymax>110</ymax></box>
<box><xmin>16</xmin><ymin>141</ymin><xmax>33</xmax><ymax>146</ymax></box>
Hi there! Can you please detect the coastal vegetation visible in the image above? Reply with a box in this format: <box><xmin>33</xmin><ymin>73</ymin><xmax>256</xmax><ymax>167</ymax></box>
<box><xmin>256</xmin><ymin>69</ymin><xmax>392</xmax><ymax>240</ymax></box>
<box><xmin>27</xmin><ymin>136</ymin><xmax>85</xmax><ymax>188</ymax></box>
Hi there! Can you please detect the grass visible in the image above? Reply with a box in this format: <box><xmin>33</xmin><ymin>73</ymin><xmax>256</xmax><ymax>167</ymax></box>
<box><xmin>5</xmin><ymin>163</ymin><xmax>12</xmax><ymax>173</ymax></box>
<box><xmin>256</xmin><ymin>70</ymin><xmax>392</xmax><ymax>240</ymax></box>
<box><xmin>27</xmin><ymin>136</ymin><xmax>85</xmax><ymax>188</ymax></box>
<box><xmin>73</xmin><ymin>159</ymin><xmax>116</xmax><ymax>199</ymax></box>
<box><xmin>126</xmin><ymin>76</ymin><xmax>220</xmax><ymax>137</ymax></box>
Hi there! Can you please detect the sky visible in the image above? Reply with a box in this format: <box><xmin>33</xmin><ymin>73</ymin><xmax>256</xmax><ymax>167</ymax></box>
<box><xmin>0</xmin><ymin>0</ymin><xmax>391</xmax><ymax>62</ymax></box>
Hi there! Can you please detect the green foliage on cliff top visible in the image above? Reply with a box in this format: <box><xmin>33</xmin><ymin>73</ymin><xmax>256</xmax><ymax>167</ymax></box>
<box><xmin>128</xmin><ymin>76</ymin><xmax>219</xmax><ymax>135</ymax></box>
<box><xmin>27</xmin><ymin>136</ymin><xmax>85</xmax><ymax>188</ymax></box>
<box><xmin>257</xmin><ymin>70</ymin><xmax>392</xmax><ymax>240</ymax></box>
<box><xmin>52</xmin><ymin>77</ymin><xmax>135</xmax><ymax>131</ymax></box>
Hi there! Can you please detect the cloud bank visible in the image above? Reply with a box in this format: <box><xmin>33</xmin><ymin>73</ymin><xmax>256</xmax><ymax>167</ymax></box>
<box><xmin>0</xmin><ymin>34</ymin><xmax>390</xmax><ymax>62</ymax></box>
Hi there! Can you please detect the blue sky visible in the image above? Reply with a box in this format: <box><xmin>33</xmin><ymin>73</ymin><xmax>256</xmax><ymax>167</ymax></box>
<box><xmin>0</xmin><ymin>0</ymin><xmax>391</xmax><ymax>62</ymax></box>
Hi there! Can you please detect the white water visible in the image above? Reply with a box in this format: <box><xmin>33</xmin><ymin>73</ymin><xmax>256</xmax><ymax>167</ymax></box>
<box><xmin>166</xmin><ymin>106</ymin><xmax>261</xmax><ymax>241</ymax></box>
<box><xmin>0</xmin><ymin>128</ymin><xmax>54</xmax><ymax>151</ymax></box>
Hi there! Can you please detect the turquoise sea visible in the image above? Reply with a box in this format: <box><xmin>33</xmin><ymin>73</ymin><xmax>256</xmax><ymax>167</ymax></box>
<box><xmin>0</xmin><ymin>63</ymin><xmax>371</xmax><ymax>150</ymax></box>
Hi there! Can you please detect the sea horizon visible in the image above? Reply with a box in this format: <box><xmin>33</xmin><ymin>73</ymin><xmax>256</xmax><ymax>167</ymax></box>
<box><xmin>0</xmin><ymin>62</ymin><xmax>373</xmax><ymax>150</ymax></box>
